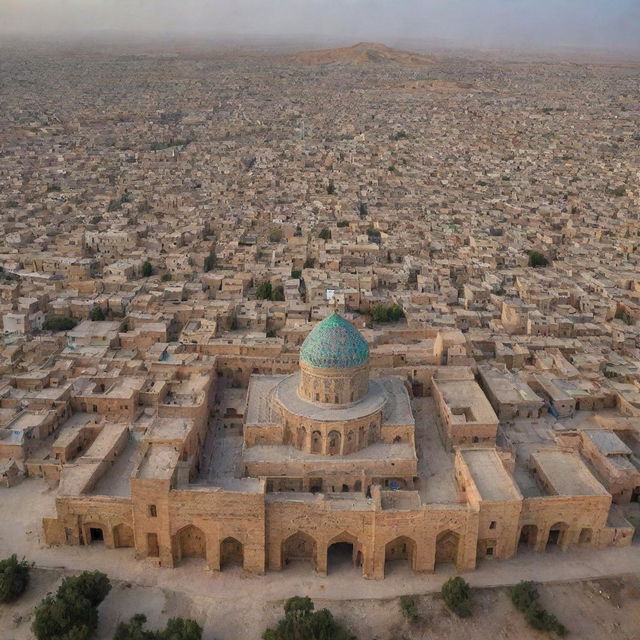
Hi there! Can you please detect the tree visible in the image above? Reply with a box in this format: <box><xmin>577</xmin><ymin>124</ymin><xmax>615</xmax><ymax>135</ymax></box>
<box><xmin>269</xmin><ymin>229</ymin><xmax>283</xmax><ymax>243</ymax></box>
<box><xmin>399</xmin><ymin>595</ymin><xmax>418</xmax><ymax>623</ymax></box>
<box><xmin>326</xmin><ymin>179</ymin><xmax>335</xmax><ymax>195</ymax></box>
<box><xmin>141</xmin><ymin>261</ymin><xmax>153</xmax><ymax>277</ymax></box>
<box><xmin>256</xmin><ymin>282</ymin><xmax>273</xmax><ymax>300</ymax></box>
<box><xmin>528</xmin><ymin>251</ymin><xmax>549</xmax><ymax>268</ymax></box>
<box><xmin>114</xmin><ymin>614</ymin><xmax>156</xmax><ymax>640</ymax></box>
<box><xmin>158</xmin><ymin>618</ymin><xmax>202</xmax><ymax>640</ymax></box>
<box><xmin>271</xmin><ymin>285</ymin><xmax>285</xmax><ymax>302</ymax></box>
<box><xmin>510</xmin><ymin>581</ymin><xmax>539</xmax><ymax>612</ymax></box>
<box><xmin>291</xmin><ymin>269</ymin><xmax>302</xmax><ymax>279</ymax></box>
<box><xmin>511</xmin><ymin>581</ymin><xmax>567</xmax><ymax>637</ymax></box>
<box><xmin>441</xmin><ymin>576</ymin><xmax>472</xmax><ymax>618</ymax></box>
<box><xmin>32</xmin><ymin>571</ymin><xmax>111</xmax><ymax>640</ymax></box>
<box><xmin>370</xmin><ymin>304</ymin><xmax>404</xmax><ymax>323</ymax></box>
<box><xmin>58</xmin><ymin>571</ymin><xmax>111</xmax><ymax>608</ymax></box>
<box><xmin>319</xmin><ymin>228</ymin><xmax>331</xmax><ymax>240</ymax></box>
<box><xmin>357</xmin><ymin>202</ymin><xmax>368</xmax><ymax>218</ymax></box>
<box><xmin>263</xmin><ymin>596</ymin><xmax>355</xmax><ymax>640</ymax></box>
<box><xmin>203</xmin><ymin>251</ymin><xmax>216</xmax><ymax>272</ymax></box>
<box><xmin>524</xmin><ymin>603</ymin><xmax>567</xmax><ymax>637</ymax></box>
<box><xmin>337</xmin><ymin>220</ymin><xmax>349</xmax><ymax>228</ymax></box>
<box><xmin>90</xmin><ymin>306</ymin><xmax>106</xmax><ymax>321</ymax></box>
<box><xmin>0</xmin><ymin>555</ymin><xmax>31</xmax><ymax>603</ymax></box>
<box><xmin>303</xmin><ymin>257</ymin><xmax>315</xmax><ymax>269</ymax></box>
<box><xmin>43</xmin><ymin>316</ymin><xmax>77</xmax><ymax>332</ymax></box>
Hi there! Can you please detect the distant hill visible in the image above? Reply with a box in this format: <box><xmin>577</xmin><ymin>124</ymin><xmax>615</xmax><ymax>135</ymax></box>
<box><xmin>290</xmin><ymin>42</ymin><xmax>433</xmax><ymax>67</ymax></box>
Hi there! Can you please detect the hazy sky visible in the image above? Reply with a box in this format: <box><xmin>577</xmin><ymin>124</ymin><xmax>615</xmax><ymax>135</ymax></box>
<box><xmin>1</xmin><ymin>0</ymin><xmax>639</xmax><ymax>53</ymax></box>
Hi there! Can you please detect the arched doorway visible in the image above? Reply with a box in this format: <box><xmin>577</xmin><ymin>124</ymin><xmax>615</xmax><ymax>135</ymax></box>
<box><xmin>113</xmin><ymin>523</ymin><xmax>134</xmax><ymax>548</ymax></box>
<box><xmin>311</xmin><ymin>431</ymin><xmax>322</xmax><ymax>454</ymax></box>
<box><xmin>85</xmin><ymin>523</ymin><xmax>106</xmax><ymax>545</ymax></box>
<box><xmin>282</xmin><ymin>531</ymin><xmax>317</xmax><ymax>570</ymax></box>
<box><xmin>546</xmin><ymin>522</ymin><xmax>569</xmax><ymax>549</ymax></box>
<box><xmin>384</xmin><ymin>536</ymin><xmax>416</xmax><ymax>576</ymax></box>
<box><xmin>327</xmin><ymin>532</ymin><xmax>361</xmax><ymax>575</ymax></box>
<box><xmin>519</xmin><ymin>524</ymin><xmax>538</xmax><ymax>550</ymax></box>
<box><xmin>435</xmin><ymin>530</ymin><xmax>460</xmax><ymax>568</ymax></box>
<box><xmin>220</xmin><ymin>537</ymin><xmax>243</xmax><ymax>569</ymax></box>
<box><xmin>178</xmin><ymin>525</ymin><xmax>206</xmax><ymax>560</ymax></box>
<box><xmin>297</xmin><ymin>426</ymin><xmax>306</xmax><ymax>449</ymax></box>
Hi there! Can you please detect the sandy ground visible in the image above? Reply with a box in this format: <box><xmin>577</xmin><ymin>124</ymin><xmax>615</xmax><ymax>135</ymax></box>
<box><xmin>2</xmin><ymin>478</ymin><xmax>640</xmax><ymax>639</ymax></box>
<box><xmin>3</xmin><ymin>568</ymin><xmax>639</xmax><ymax>640</ymax></box>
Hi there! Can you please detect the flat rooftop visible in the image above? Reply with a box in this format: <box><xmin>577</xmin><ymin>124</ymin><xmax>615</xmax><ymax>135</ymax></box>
<box><xmin>532</xmin><ymin>449</ymin><xmax>609</xmax><ymax>497</ymax></box>
<box><xmin>435</xmin><ymin>378</ymin><xmax>498</xmax><ymax>424</ymax></box>
<box><xmin>136</xmin><ymin>443</ymin><xmax>179</xmax><ymax>480</ymax></box>
<box><xmin>460</xmin><ymin>448</ymin><xmax>522</xmax><ymax>502</ymax></box>
<box><xmin>583</xmin><ymin>429</ymin><xmax>632</xmax><ymax>456</ymax></box>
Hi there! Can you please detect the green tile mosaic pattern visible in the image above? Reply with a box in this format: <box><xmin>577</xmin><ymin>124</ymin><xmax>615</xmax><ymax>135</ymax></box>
<box><xmin>300</xmin><ymin>312</ymin><xmax>369</xmax><ymax>369</ymax></box>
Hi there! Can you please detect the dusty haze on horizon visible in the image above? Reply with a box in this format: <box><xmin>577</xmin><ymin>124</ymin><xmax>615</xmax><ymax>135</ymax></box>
<box><xmin>1</xmin><ymin>0</ymin><xmax>639</xmax><ymax>54</ymax></box>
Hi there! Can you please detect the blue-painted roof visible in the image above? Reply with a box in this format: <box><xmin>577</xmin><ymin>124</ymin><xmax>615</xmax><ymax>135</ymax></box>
<box><xmin>300</xmin><ymin>312</ymin><xmax>369</xmax><ymax>369</ymax></box>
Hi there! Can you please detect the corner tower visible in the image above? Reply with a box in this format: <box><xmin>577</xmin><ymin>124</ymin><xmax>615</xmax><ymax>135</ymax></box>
<box><xmin>298</xmin><ymin>312</ymin><xmax>369</xmax><ymax>406</ymax></box>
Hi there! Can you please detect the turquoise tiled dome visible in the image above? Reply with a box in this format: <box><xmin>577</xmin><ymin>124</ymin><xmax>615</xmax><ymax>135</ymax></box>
<box><xmin>300</xmin><ymin>313</ymin><xmax>369</xmax><ymax>369</ymax></box>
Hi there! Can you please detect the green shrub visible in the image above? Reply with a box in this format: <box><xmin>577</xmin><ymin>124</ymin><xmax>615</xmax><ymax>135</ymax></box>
<box><xmin>32</xmin><ymin>571</ymin><xmax>111</xmax><ymax>640</ymax></box>
<box><xmin>114</xmin><ymin>614</ymin><xmax>202</xmax><ymax>640</ymax></box>
<box><xmin>161</xmin><ymin>273</ymin><xmax>172</xmax><ymax>282</ymax></box>
<box><xmin>303</xmin><ymin>257</ymin><xmax>315</xmax><ymax>269</ymax></box>
<box><xmin>399</xmin><ymin>595</ymin><xmax>418</xmax><ymax>622</ymax></box>
<box><xmin>263</xmin><ymin>596</ymin><xmax>355</xmax><ymax>640</ymax></box>
<box><xmin>291</xmin><ymin>269</ymin><xmax>302</xmax><ymax>279</ymax></box>
<box><xmin>43</xmin><ymin>316</ymin><xmax>77</xmax><ymax>332</ymax></box>
<box><xmin>441</xmin><ymin>576</ymin><xmax>472</xmax><ymax>618</ymax></box>
<box><xmin>90</xmin><ymin>306</ymin><xmax>106</xmax><ymax>321</ymax></box>
<box><xmin>510</xmin><ymin>581</ymin><xmax>539</xmax><ymax>612</ymax></box>
<box><xmin>158</xmin><ymin>617</ymin><xmax>202</xmax><ymax>640</ymax></box>
<box><xmin>0</xmin><ymin>555</ymin><xmax>31</xmax><ymax>603</ymax></box>
<box><xmin>528</xmin><ymin>251</ymin><xmax>549</xmax><ymax>268</ymax></box>
<box><xmin>271</xmin><ymin>285</ymin><xmax>285</xmax><ymax>302</ymax></box>
<box><xmin>57</xmin><ymin>571</ymin><xmax>111</xmax><ymax>608</ymax></box>
<box><xmin>256</xmin><ymin>282</ymin><xmax>273</xmax><ymax>300</ymax></box>
<box><xmin>203</xmin><ymin>251</ymin><xmax>216</xmax><ymax>272</ymax></box>
<box><xmin>319</xmin><ymin>228</ymin><xmax>331</xmax><ymax>240</ymax></box>
<box><xmin>114</xmin><ymin>614</ymin><xmax>155</xmax><ymax>640</ymax></box>
<box><xmin>524</xmin><ymin>603</ymin><xmax>567</xmax><ymax>637</ymax></box>
<box><xmin>337</xmin><ymin>220</ymin><xmax>349</xmax><ymax>228</ymax></box>
<box><xmin>370</xmin><ymin>304</ymin><xmax>404</xmax><ymax>323</ymax></box>
<box><xmin>141</xmin><ymin>261</ymin><xmax>153</xmax><ymax>277</ymax></box>
<box><xmin>269</xmin><ymin>229</ymin><xmax>283</xmax><ymax>243</ymax></box>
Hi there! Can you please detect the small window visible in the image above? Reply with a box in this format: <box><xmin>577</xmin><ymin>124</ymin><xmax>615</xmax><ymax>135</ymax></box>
<box><xmin>486</xmin><ymin>547</ymin><xmax>494</xmax><ymax>556</ymax></box>
<box><xmin>148</xmin><ymin>504</ymin><xmax>157</xmax><ymax>518</ymax></box>
<box><xmin>489</xmin><ymin>521</ymin><xmax>496</xmax><ymax>529</ymax></box>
